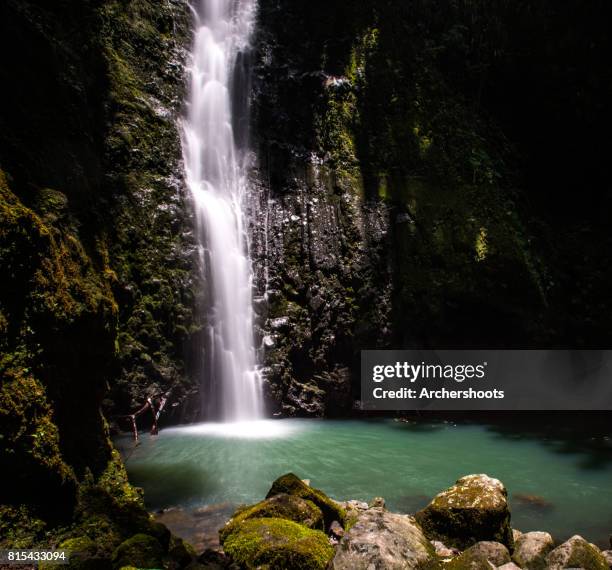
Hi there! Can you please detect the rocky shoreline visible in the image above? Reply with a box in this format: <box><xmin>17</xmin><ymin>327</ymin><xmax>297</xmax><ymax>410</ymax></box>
<box><xmin>89</xmin><ymin>472</ymin><xmax>612</xmax><ymax>569</ymax></box>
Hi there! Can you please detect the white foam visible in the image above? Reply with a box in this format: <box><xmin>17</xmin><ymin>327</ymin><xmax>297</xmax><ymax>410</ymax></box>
<box><xmin>164</xmin><ymin>420</ymin><xmax>301</xmax><ymax>440</ymax></box>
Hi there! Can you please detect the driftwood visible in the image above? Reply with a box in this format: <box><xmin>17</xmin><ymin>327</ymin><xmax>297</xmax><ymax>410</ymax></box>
<box><xmin>119</xmin><ymin>390</ymin><xmax>172</xmax><ymax>440</ymax></box>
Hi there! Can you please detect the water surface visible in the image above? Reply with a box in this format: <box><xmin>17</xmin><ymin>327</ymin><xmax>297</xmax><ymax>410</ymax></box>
<box><xmin>116</xmin><ymin>418</ymin><xmax>612</xmax><ymax>549</ymax></box>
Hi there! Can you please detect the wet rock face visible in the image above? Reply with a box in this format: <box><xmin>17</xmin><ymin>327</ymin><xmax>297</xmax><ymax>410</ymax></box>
<box><xmin>99</xmin><ymin>0</ymin><xmax>203</xmax><ymax>422</ymax></box>
<box><xmin>511</xmin><ymin>531</ymin><xmax>554</xmax><ymax>569</ymax></box>
<box><xmin>247</xmin><ymin>163</ymin><xmax>392</xmax><ymax>417</ymax></box>
<box><xmin>415</xmin><ymin>474</ymin><xmax>513</xmax><ymax>550</ymax></box>
<box><xmin>545</xmin><ymin>535</ymin><xmax>609</xmax><ymax>570</ymax></box>
<box><xmin>331</xmin><ymin>507</ymin><xmax>437</xmax><ymax>570</ymax></box>
<box><xmin>249</xmin><ymin>0</ymin><xmax>553</xmax><ymax>415</ymax></box>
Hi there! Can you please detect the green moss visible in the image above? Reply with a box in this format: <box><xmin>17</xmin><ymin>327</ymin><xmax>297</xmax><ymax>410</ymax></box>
<box><xmin>222</xmin><ymin>518</ymin><xmax>334</xmax><ymax>570</ymax></box>
<box><xmin>266</xmin><ymin>473</ymin><xmax>346</xmax><ymax>529</ymax></box>
<box><xmin>220</xmin><ymin>493</ymin><xmax>324</xmax><ymax>543</ymax></box>
<box><xmin>0</xmin><ymin>505</ymin><xmax>47</xmax><ymax>549</ymax></box>
<box><xmin>564</xmin><ymin>544</ymin><xmax>608</xmax><ymax>569</ymax></box>
<box><xmin>46</xmin><ymin>536</ymin><xmax>108</xmax><ymax>570</ymax></box>
<box><xmin>111</xmin><ymin>534</ymin><xmax>163</xmax><ymax>570</ymax></box>
<box><xmin>546</xmin><ymin>536</ymin><xmax>609</xmax><ymax>570</ymax></box>
<box><xmin>416</xmin><ymin>476</ymin><xmax>513</xmax><ymax>551</ymax></box>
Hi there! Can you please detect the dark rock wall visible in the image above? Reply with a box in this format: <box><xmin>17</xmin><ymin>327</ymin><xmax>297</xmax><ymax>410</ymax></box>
<box><xmin>0</xmin><ymin>0</ymin><xmax>200</xmax><ymax>549</ymax></box>
<box><xmin>249</xmin><ymin>0</ymin><xmax>612</xmax><ymax>416</ymax></box>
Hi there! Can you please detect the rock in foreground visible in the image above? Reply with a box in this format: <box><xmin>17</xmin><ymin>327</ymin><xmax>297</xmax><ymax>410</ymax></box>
<box><xmin>415</xmin><ymin>474</ymin><xmax>513</xmax><ymax>550</ymax></box>
<box><xmin>545</xmin><ymin>535</ymin><xmax>609</xmax><ymax>570</ymax></box>
<box><xmin>219</xmin><ymin>493</ymin><xmax>324</xmax><ymax>542</ymax></box>
<box><xmin>266</xmin><ymin>472</ymin><xmax>346</xmax><ymax>529</ymax></box>
<box><xmin>446</xmin><ymin>541</ymin><xmax>511</xmax><ymax>569</ymax></box>
<box><xmin>331</xmin><ymin>507</ymin><xmax>437</xmax><ymax>570</ymax></box>
<box><xmin>221</xmin><ymin>518</ymin><xmax>334</xmax><ymax>570</ymax></box>
<box><xmin>511</xmin><ymin>531</ymin><xmax>555</xmax><ymax>569</ymax></box>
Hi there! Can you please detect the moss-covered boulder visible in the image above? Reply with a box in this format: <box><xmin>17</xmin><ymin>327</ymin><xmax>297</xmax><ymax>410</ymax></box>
<box><xmin>415</xmin><ymin>474</ymin><xmax>513</xmax><ymax>550</ymax></box>
<box><xmin>221</xmin><ymin>517</ymin><xmax>334</xmax><ymax>570</ymax></box>
<box><xmin>220</xmin><ymin>493</ymin><xmax>324</xmax><ymax>542</ymax></box>
<box><xmin>545</xmin><ymin>535</ymin><xmax>608</xmax><ymax>570</ymax></box>
<box><xmin>58</xmin><ymin>537</ymin><xmax>100</xmax><ymax>569</ymax></box>
<box><xmin>331</xmin><ymin>507</ymin><xmax>438</xmax><ymax>570</ymax></box>
<box><xmin>446</xmin><ymin>541</ymin><xmax>511</xmax><ymax>570</ymax></box>
<box><xmin>111</xmin><ymin>533</ymin><xmax>164</xmax><ymax>569</ymax></box>
<box><xmin>266</xmin><ymin>473</ymin><xmax>346</xmax><ymax>529</ymax></box>
<box><xmin>511</xmin><ymin>531</ymin><xmax>554</xmax><ymax>569</ymax></box>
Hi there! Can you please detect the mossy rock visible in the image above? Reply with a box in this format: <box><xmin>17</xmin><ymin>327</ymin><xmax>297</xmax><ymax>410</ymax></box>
<box><xmin>266</xmin><ymin>473</ymin><xmax>346</xmax><ymax>529</ymax></box>
<box><xmin>60</xmin><ymin>536</ymin><xmax>96</xmax><ymax>553</ymax></box>
<box><xmin>545</xmin><ymin>535</ymin><xmax>608</xmax><ymax>570</ymax></box>
<box><xmin>111</xmin><ymin>533</ymin><xmax>164</xmax><ymax>569</ymax></box>
<box><xmin>39</xmin><ymin>536</ymin><xmax>106</xmax><ymax>570</ymax></box>
<box><xmin>167</xmin><ymin>534</ymin><xmax>196</xmax><ymax>566</ymax></box>
<box><xmin>415</xmin><ymin>474</ymin><xmax>513</xmax><ymax>550</ymax></box>
<box><xmin>222</xmin><ymin>517</ymin><xmax>334</xmax><ymax>570</ymax></box>
<box><xmin>220</xmin><ymin>493</ymin><xmax>324</xmax><ymax>543</ymax></box>
<box><xmin>445</xmin><ymin>541</ymin><xmax>511</xmax><ymax>570</ymax></box>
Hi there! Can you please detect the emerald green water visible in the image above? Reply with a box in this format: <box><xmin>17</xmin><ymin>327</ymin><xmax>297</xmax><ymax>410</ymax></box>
<box><xmin>116</xmin><ymin>418</ymin><xmax>612</xmax><ymax>548</ymax></box>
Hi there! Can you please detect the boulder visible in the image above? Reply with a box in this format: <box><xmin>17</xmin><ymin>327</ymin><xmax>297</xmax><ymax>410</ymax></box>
<box><xmin>219</xmin><ymin>493</ymin><xmax>324</xmax><ymax>542</ymax></box>
<box><xmin>111</xmin><ymin>533</ymin><xmax>164</xmax><ymax>569</ymax></box>
<box><xmin>431</xmin><ymin>540</ymin><xmax>460</xmax><ymax>558</ymax></box>
<box><xmin>331</xmin><ymin>507</ymin><xmax>438</xmax><ymax>570</ymax></box>
<box><xmin>498</xmin><ymin>563</ymin><xmax>522</xmax><ymax>570</ymax></box>
<box><xmin>196</xmin><ymin>549</ymin><xmax>231</xmax><ymax>569</ymax></box>
<box><xmin>221</xmin><ymin>517</ymin><xmax>334</xmax><ymax>570</ymax></box>
<box><xmin>545</xmin><ymin>535</ymin><xmax>608</xmax><ymax>570</ymax></box>
<box><xmin>266</xmin><ymin>473</ymin><xmax>346</xmax><ymax>529</ymax></box>
<box><xmin>415</xmin><ymin>474</ymin><xmax>513</xmax><ymax>550</ymax></box>
<box><xmin>369</xmin><ymin>497</ymin><xmax>386</xmax><ymax>509</ymax></box>
<box><xmin>51</xmin><ymin>536</ymin><xmax>107</xmax><ymax>570</ymax></box>
<box><xmin>329</xmin><ymin>520</ymin><xmax>344</xmax><ymax>540</ymax></box>
<box><xmin>446</xmin><ymin>541</ymin><xmax>511</xmax><ymax>569</ymax></box>
<box><xmin>602</xmin><ymin>550</ymin><xmax>612</xmax><ymax>568</ymax></box>
<box><xmin>511</xmin><ymin>531</ymin><xmax>554</xmax><ymax>569</ymax></box>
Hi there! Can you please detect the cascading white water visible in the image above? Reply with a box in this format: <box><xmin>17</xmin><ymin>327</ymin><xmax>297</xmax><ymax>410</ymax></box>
<box><xmin>182</xmin><ymin>0</ymin><xmax>262</xmax><ymax>422</ymax></box>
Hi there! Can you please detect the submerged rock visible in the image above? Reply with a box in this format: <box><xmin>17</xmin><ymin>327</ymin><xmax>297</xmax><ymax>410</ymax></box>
<box><xmin>219</xmin><ymin>493</ymin><xmax>324</xmax><ymax>542</ymax></box>
<box><xmin>513</xmin><ymin>493</ymin><xmax>554</xmax><ymax>511</ymax></box>
<box><xmin>221</xmin><ymin>517</ymin><xmax>334</xmax><ymax>570</ymax></box>
<box><xmin>415</xmin><ymin>474</ymin><xmax>513</xmax><ymax>550</ymax></box>
<box><xmin>545</xmin><ymin>535</ymin><xmax>608</xmax><ymax>570</ymax></box>
<box><xmin>511</xmin><ymin>531</ymin><xmax>554</xmax><ymax>569</ymax></box>
<box><xmin>331</xmin><ymin>507</ymin><xmax>437</xmax><ymax>570</ymax></box>
<box><xmin>266</xmin><ymin>473</ymin><xmax>346</xmax><ymax>529</ymax></box>
<box><xmin>445</xmin><ymin>541</ymin><xmax>511</xmax><ymax>569</ymax></box>
<box><xmin>369</xmin><ymin>496</ymin><xmax>386</xmax><ymax>509</ymax></box>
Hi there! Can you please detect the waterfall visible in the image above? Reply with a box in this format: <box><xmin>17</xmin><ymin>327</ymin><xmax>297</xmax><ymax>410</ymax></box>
<box><xmin>182</xmin><ymin>0</ymin><xmax>262</xmax><ymax>422</ymax></box>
